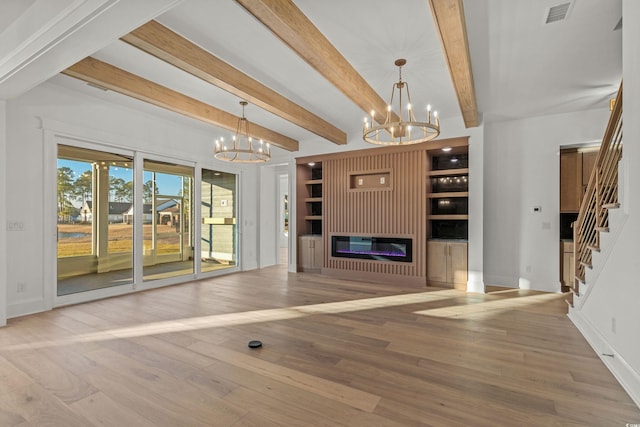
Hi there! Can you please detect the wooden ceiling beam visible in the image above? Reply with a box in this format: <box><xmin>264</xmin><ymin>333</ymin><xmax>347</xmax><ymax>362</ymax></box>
<box><xmin>121</xmin><ymin>20</ymin><xmax>346</xmax><ymax>146</ymax></box>
<box><xmin>62</xmin><ymin>57</ymin><xmax>299</xmax><ymax>152</ymax></box>
<box><xmin>428</xmin><ymin>0</ymin><xmax>479</xmax><ymax>128</ymax></box>
<box><xmin>234</xmin><ymin>0</ymin><xmax>397</xmax><ymax>126</ymax></box>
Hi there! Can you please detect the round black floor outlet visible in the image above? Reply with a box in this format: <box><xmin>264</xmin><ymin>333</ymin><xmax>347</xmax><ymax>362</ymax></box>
<box><xmin>248</xmin><ymin>340</ymin><xmax>263</xmax><ymax>349</ymax></box>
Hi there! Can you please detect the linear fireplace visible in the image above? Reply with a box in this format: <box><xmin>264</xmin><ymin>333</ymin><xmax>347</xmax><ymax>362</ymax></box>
<box><xmin>331</xmin><ymin>236</ymin><xmax>412</xmax><ymax>262</ymax></box>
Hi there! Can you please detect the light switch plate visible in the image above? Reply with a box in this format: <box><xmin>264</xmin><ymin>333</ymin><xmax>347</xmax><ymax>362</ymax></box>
<box><xmin>7</xmin><ymin>221</ymin><xmax>24</xmax><ymax>231</ymax></box>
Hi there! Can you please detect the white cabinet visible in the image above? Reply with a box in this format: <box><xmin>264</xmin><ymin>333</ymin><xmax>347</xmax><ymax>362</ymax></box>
<box><xmin>299</xmin><ymin>235</ymin><xmax>323</xmax><ymax>272</ymax></box>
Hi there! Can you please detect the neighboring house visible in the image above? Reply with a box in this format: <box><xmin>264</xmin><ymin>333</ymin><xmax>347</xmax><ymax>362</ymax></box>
<box><xmin>80</xmin><ymin>201</ymin><xmax>144</xmax><ymax>223</ymax></box>
<box><xmin>156</xmin><ymin>199</ymin><xmax>180</xmax><ymax>226</ymax></box>
<box><xmin>81</xmin><ymin>200</ymin><xmax>176</xmax><ymax>224</ymax></box>
<box><xmin>122</xmin><ymin>203</ymin><xmax>153</xmax><ymax>224</ymax></box>
<box><xmin>79</xmin><ymin>201</ymin><xmax>92</xmax><ymax>223</ymax></box>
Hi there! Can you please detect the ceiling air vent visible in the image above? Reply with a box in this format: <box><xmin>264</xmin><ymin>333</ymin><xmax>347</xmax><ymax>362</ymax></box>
<box><xmin>545</xmin><ymin>2</ymin><xmax>571</xmax><ymax>24</ymax></box>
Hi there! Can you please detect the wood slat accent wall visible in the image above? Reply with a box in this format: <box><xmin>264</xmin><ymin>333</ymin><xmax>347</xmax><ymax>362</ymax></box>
<box><xmin>323</xmin><ymin>149</ymin><xmax>427</xmax><ymax>282</ymax></box>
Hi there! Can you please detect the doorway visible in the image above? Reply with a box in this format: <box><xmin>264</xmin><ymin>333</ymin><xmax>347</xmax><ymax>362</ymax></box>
<box><xmin>278</xmin><ymin>171</ymin><xmax>289</xmax><ymax>264</ymax></box>
<box><xmin>200</xmin><ymin>169</ymin><xmax>238</xmax><ymax>273</ymax></box>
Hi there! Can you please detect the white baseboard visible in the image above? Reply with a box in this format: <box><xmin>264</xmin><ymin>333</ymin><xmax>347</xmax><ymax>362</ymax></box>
<box><xmin>568</xmin><ymin>309</ymin><xmax>640</xmax><ymax>409</ymax></box>
<box><xmin>7</xmin><ymin>297</ymin><xmax>48</xmax><ymax>319</ymax></box>
<box><xmin>483</xmin><ymin>274</ymin><xmax>518</xmax><ymax>288</ymax></box>
<box><xmin>466</xmin><ymin>278</ymin><xmax>485</xmax><ymax>293</ymax></box>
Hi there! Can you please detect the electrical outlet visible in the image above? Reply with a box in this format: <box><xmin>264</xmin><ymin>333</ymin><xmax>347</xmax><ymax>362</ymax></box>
<box><xmin>17</xmin><ymin>282</ymin><xmax>26</xmax><ymax>293</ymax></box>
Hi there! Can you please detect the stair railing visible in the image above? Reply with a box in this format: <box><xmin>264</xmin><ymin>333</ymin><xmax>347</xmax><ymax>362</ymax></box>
<box><xmin>573</xmin><ymin>82</ymin><xmax>623</xmax><ymax>295</ymax></box>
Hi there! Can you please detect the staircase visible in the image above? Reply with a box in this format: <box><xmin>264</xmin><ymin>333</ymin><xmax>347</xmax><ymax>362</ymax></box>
<box><xmin>568</xmin><ymin>82</ymin><xmax>623</xmax><ymax>309</ymax></box>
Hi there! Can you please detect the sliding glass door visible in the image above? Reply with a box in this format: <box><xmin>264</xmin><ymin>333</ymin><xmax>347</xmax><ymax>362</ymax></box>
<box><xmin>57</xmin><ymin>145</ymin><xmax>134</xmax><ymax>295</ymax></box>
<box><xmin>201</xmin><ymin>169</ymin><xmax>237</xmax><ymax>273</ymax></box>
<box><xmin>143</xmin><ymin>160</ymin><xmax>194</xmax><ymax>281</ymax></box>
<box><xmin>56</xmin><ymin>145</ymin><xmax>237</xmax><ymax>298</ymax></box>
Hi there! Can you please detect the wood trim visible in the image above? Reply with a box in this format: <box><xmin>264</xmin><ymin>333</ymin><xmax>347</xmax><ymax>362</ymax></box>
<box><xmin>427</xmin><ymin>192</ymin><xmax>469</xmax><ymax>198</ymax></box>
<box><xmin>297</xmin><ymin>136</ymin><xmax>469</xmax><ymax>164</ymax></box>
<box><xmin>424</xmin><ymin>136</ymin><xmax>470</xmax><ymax>152</ymax></box>
<box><xmin>234</xmin><ymin>0</ymin><xmax>399</xmax><ymax>125</ymax></box>
<box><xmin>347</xmin><ymin>168</ymin><xmax>393</xmax><ymax>193</ymax></box>
<box><xmin>322</xmin><ymin>267</ymin><xmax>426</xmax><ymax>287</ymax></box>
<box><xmin>428</xmin><ymin>168</ymin><xmax>469</xmax><ymax>176</ymax></box>
<box><xmin>427</xmin><ymin>279</ymin><xmax>466</xmax><ymax>290</ymax></box>
<box><xmin>428</xmin><ymin>214</ymin><xmax>469</xmax><ymax>220</ymax></box>
<box><xmin>428</xmin><ymin>0</ymin><xmax>479</xmax><ymax>128</ymax></box>
<box><xmin>122</xmin><ymin>21</ymin><xmax>346</xmax><ymax>146</ymax></box>
<box><xmin>62</xmin><ymin>57</ymin><xmax>299</xmax><ymax>152</ymax></box>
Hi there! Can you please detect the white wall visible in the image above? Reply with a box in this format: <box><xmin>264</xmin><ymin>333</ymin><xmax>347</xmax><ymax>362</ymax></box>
<box><xmin>257</xmin><ymin>166</ymin><xmax>278</xmax><ymax>268</ymax></box>
<box><xmin>0</xmin><ymin>100</ymin><xmax>7</xmax><ymax>326</ymax></box>
<box><xmin>4</xmin><ymin>81</ymin><xmax>260</xmax><ymax>318</ymax></box>
<box><xmin>240</xmin><ymin>167</ymin><xmax>259</xmax><ymax>271</ymax></box>
<box><xmin>483</xmin><ymin>108</ymin><xmax>610</xmax><ymax>292</ymax></box>
<box><xmin>467</xmin><ymin>124</ymin><xmax>485</xmax><ymax>293</ymax></box>
<box><xmin>574</xmin><ymin>0</ymin><xmax>640</xmax><ymax>405</ymax></box>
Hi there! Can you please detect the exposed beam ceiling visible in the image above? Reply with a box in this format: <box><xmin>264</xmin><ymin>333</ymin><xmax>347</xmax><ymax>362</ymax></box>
<box><xmin>234</xmin><ymin>0</ymin><xmax>398</xmax><ymax>126</ymax></box>
<box><xmin>121</xmin><ymin>20</ymin><xmax>347</xmax><ymax>146</ymax></box>
<box><xmin>62</xmin><ymin>57</ymin><xmax>299</xmax><ymax>152</ymax></box>
<box><xmin>428</xmin><ymin>0</ymin><xmax>478</xmax><ymax>127</ymax></box>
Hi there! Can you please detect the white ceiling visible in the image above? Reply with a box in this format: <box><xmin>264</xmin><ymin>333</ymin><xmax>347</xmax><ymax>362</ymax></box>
<box><xmin>1</xmin><ymin>0</ymin><xmax>623</xmax><ymax>154</ymax></box>
<box><xmin>467</xmin><ymin>0</ymin><xmax>622</xmax><ymax>122</ymax></box>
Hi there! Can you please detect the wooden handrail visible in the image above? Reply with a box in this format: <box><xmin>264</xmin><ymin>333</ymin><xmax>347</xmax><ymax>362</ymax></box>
<box><xmin>573</xmin><ymin>82</ymin><xmax>623</xmax><ymax>294</ymax></box>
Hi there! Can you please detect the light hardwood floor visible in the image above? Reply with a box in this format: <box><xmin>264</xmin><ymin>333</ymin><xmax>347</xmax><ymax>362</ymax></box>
<box><xmin>0</xmin><ymin>265</ymin><xmax>638</xmax><ymax>426</ymax></box>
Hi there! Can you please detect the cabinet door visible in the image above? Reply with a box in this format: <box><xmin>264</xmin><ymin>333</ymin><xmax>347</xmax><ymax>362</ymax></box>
<box><xmin>449</xmin><ymin>242</ymin><xmax>468</xmax><ymax>285</ymax></box>
<box><xmin>311</xmin><ymin>236</ymin><xmax>323</xmax><ymax>269</ymax></box>
<box><xmin>560</xmin><ymin>152</ymin><xmax>581</xmax><ymax>212</ymax></box>
<box><xmin>298</xmin><ymin>236</ymin><xmax>313</xmax><ymax>271</ymax></box>
<box><xmin>562</xmin><ymin>251</ymin><xmax>575</xmax><ymax>287</ymax></box>
<box><xmin>427</xmin><ymin>241</ymin><xmax>448</xmax><ymax>283</ymax></box>
<box><xmin>582</xmin><ymin>151</ymin><xmax>598</xmax><ymax>187</ymax></box>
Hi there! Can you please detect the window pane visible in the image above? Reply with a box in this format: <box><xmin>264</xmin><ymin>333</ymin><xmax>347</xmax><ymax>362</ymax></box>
<box><xmin>143</xmin><ymin>160</ymin><xmax>194</xmax><ymax>281</ymax></box>
<box><xmin>201</xmin><ymin>169</ymin><xmax>237</xmax><ymax>273</ymax></box>
<box><xmin>57</xmin><ymin>145</ymin><xmax>133</xmax><ymax>295</ymax></box>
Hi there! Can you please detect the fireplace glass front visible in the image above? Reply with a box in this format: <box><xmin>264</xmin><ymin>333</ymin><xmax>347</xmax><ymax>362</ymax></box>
<box><xmin>331</xmin><ymin>236</ymin><xmax>412</xmax><ymax>262</ymax></box>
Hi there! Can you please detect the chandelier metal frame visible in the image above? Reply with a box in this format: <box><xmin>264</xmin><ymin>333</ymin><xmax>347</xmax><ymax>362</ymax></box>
<box><xmin>363</xmin><ymin>59</ymin><xmax>440</xmax><ymax>145</ymax></box>
<box><xmin>214</xmin><ymin>101</ymin><xmax>271</xmax><ymax>163</ymax></box>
